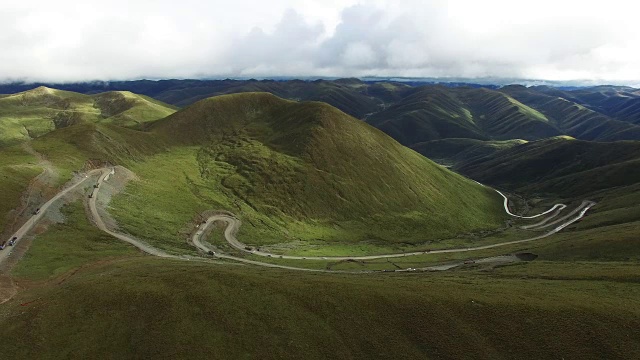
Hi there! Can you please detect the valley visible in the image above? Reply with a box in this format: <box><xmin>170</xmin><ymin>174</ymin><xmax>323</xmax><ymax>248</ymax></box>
<box><xmin>0</xmin><ymin>83</ymin><xmax>639</xmax><ymax>359</ymax></box>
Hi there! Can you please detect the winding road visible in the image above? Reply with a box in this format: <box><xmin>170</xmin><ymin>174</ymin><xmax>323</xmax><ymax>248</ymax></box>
<box><xmin>1</xmin><ymin>167</ymin><xmax>596</xmax><ymax>272</ymax></box>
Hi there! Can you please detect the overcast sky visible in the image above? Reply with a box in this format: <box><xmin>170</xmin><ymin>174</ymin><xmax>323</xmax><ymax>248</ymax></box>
<box><xmin>2</xmin><ymin>0</ymin><xmax>640</xmax><ymax>83</ymax></box>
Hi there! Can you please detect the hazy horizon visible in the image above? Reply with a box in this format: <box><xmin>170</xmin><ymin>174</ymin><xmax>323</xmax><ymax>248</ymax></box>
<box><xmin>2</xmin><ymin>0</ymin><xmax>640</xmax><ymax>85</ymax></box>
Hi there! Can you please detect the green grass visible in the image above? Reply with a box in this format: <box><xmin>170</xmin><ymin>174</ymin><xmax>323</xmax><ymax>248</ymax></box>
<box><xmin>458</xmin><ymin>137</ymin><xmax>640</xmax><ymax>196</ymax></box>
<box><xmin>11</xmin><ymin>200</ymin><xmax>138</xmax><ymax>280</ymax></box>
<box><xmin>104</xmin><ymin>93</ymin><xmax>507</xmax><ymax>254</ymax></box>
<box><xmin>0</xmin><ymin>87</ymin><xmax>176</xmax><ymax>147</ymax></box>
<box><xmin>0</xmin><ymin>145</ymin><xmax>41</xmax><ymax>234</ymax></box>
<box><xmin>2</xmin><ymin>258</ymin><xmax>639</xmax><ymax>359</ymax></box>
<box><xmin>31</xmin><ymin>123</ymin><xmax>166</xmax><ymax>183</ymax></box>
<box><xmin>411</xmin><ymin>138</ymin><xmax>527</xmax><ymax>166</ymax></box>
<box><xmin>501</xmin><ymin>85</ymin><xmax>640</xmax><ymax>141</ymax></box>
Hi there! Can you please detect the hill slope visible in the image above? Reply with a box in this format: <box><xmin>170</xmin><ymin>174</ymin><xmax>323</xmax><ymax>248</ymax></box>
<box><xmin>366</xmin><ymin>86</ymin><xmax>562</xmax><ymax>147</ymax></box>
<box><xmin>0</xmin><ymin>87</ymin><xmax>176</xmax><ymax>147</ymax></box>
<box><xmin>457</xmin><ymin>137</ymin><xmax>640</xmax><ymax>197</ymax></box>
<box><xmin>500</xmin><ymin>85</ymin><xmax>640</xmax><ymax>141</ymax></box>
<box><xmin>411</xmin><ymin>138</ymin><xmax>527</xmax><ymax>166</ymax></box>
<box><xmin>140</xmin><ymin>92</ymin><xmax>505</xmax><ymax>247</ymax></box>
<box><xmin>2</xmin><ymin>258</ymin><xmax>639</xmax><ymax>360</ymax></box>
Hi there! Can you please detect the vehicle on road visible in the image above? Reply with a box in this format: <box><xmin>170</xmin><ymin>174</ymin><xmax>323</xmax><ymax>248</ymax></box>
<box><xmin>33</xmin><ymin>208</ymin><xmax>40</xmax><ymax>215</ymax></box>
<box><xmin>207</xmin><ymin>250</ymin><xmax>215</xmax><ymax>256</ymax></box>
<box><xmin>8</xmin><ymin>237</ymin><xmax>17</xmax><ymax>246</ymax></box>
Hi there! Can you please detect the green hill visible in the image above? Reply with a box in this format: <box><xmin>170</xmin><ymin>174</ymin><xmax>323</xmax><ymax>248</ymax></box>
<box><xmin>458</xmin><ymin>136</ymin><xmax>640</xmax><ymax>197</ymax></box>
<box><xmin>452</xmin><ymin>88</ymin><xmax>560</xmax><ymax>140</ymax></box>
<box><xmin>0</xmin><ymin>91</ymin><xmax>505</xmax><ymax>254</ymax></box>
<box><xmin>154</xmin><ymin>79</ymin><xmax>388</xmax><ymax>119</ymax></box>
<box><xmin>500</xmin><ymin>85</ymin><xmax>640</xmax><ymax>141</ymax></box>
<box><xmin>118</xmin><ymin>92</ymin><xmax>505</xmax><ymax>250</ymax></box>
<box><xmin>366</xmin><ymin>87</ymin><xmax>488</xmax><ymax>145</ymax></box>
<box><xmin>533</xmin><ymin>85</ymin><xmax>640</xmax><ymax>125</ymax></box>
<box><xmin>366</xmin><ymin>86</ymin><xmax>562</xmax><ymax>147</ymax></box>
<box><xmin>0</xmin><ymin>87</ymin><xmax>176</xmax><ymax>147</ymax></box>
<box><xmin>411</xmin><ymin>138</ymin><xmax>527</xmax><ymax>166</ymax></box>
<box><xmin>2</xmin><ymin>257</ymin><xmax>639</xmax><ymax>360</ymax></box>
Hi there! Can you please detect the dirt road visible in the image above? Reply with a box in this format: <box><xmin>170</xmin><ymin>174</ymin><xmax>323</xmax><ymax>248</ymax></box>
<box><xmin>1</xmin><ymin>166</ymin><xmax>595</xmax><ymax>273</ymax></box>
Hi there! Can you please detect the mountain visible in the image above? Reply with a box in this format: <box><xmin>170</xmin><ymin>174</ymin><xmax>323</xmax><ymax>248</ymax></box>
<box><xmin>366</xmin><ymin>86</ymin><xmax>561</xmax><ymax>147</ymax></box>
<box><xmin>457</xmin><ymin>136</ymin><xmax>640</xmax><ymax>197</ymax></box>
<box><xmin>0</xmin><ymin>87</ymin><xmax>176</xmax><ymax>147</ymax></box>
<box><xmin>500</xmin><ymin>85</ymin><xmax>640</xmax><ymax>141</ymax></box>
<box><xmin>366</xmin><ymin>86</ymin><xmax>488</xmax><ymax>145</ymax></box>
<box><xmin>411</xmin><ymin>138</ymin><xmax>527</xmax><ymax>166</ymax></box>
<box><xmin>531</xmin><ymin>85</ymin><xmax>640</xmax><ymax>125</ymax></box>
<box><xmin>146</xmin><ymin>92</ymin><xmax>505</xmax><ymax>245</ymax></box>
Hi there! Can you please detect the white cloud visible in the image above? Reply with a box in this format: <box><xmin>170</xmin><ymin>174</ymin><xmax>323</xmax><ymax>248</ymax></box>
<box><xmin>1</xmin><ymin>0</ymin><xmax>639</xmax><ymax>83</ymax></box>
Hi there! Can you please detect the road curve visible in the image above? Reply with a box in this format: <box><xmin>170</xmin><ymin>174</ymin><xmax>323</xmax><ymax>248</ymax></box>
<box><xmin>0</xmin><ymin>169</ymin><xmax>105</xmax><ymax>266</ymax></box>
<box><xmin>199</xmin><ymin>200</ymin><xmax>594</xmax><ymax>261</ymax></box>
<box><xmin>2</xmin><ymin>166</ymin><xmax>596</xmax><ymax>273</ymax></box>
<box><xmin>88</xmin><ymin>169</ymin><xmax>175</xmax><ymax>259</ymax></box>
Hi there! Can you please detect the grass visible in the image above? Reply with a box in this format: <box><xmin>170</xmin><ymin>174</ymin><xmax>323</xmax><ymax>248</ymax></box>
<box><xmin>0</xmin><ymin>145</ymin><xmax>41</xmax><ymax>235</ymax></box>
<box><xmin>458</xmin><ymin>137</ymin><xmax>640</xmax><ymax>196</ymax></box>
<box><xmin>0</xmin><ymin>87</ymin><xmax>176</xmax><ymax>147</ymax></box>
<box><xmin>105</xmin><ymin>93</ymin><xmax>507</xmax><ymax>253</ymax></box>
<box><xmin>11</xmin><ymin>200</ymin><xmax>138</xmax><ymax>280</ymax></box>
<box><xmin>31</xmin><ymin>123</ymin><xmax>166</xmax><ymax>183</ymax></box>
<box><xmin>411</xmin><ymin>138</ymin><xmax>527</xmax><ymax>166</ymax></box>
<box><xmin>501</xmin><ymin>85</ymin><xmax>640</xmax><ymax>142</ymax></box>
<box><xmin>2</xmin><ymin>258</ymin><xmax>639</xmax><ymax>359</ymax></box>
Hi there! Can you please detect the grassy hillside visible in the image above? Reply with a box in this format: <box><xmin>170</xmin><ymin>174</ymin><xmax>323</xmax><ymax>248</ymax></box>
<box><xmin>501</xmin><ymin>85</ymin><xmax>640</xmax><ymax>141</ymax></box>
<box><xmin>156</xmin><ymin>79</ymin><xmax>389</xmax><ymax>119</ymax></box>
<box><xmin>411</xmin><ymin>138</ymin><xmax>526</xmax><ymax>166</ymax></box>
<box><xmin>367</xmin><ymin>86</ymin><xmax>488</xmax><ymax>145</ymax></box>
<box><xmin>2</xmin><ymin>257</ymin><xmax>639</xmax><ymax>360</ymax></box>
<box><xmin>0</xmin><ymin>145</ymin><xmax>41</xmax><ymax>235</ymax></box>
<box><xmin>533</xmin><ymin>85</ymin><xmax>640</xmax><ymax>125</ymax></box>
<box><xmin>367</xmin><ymin>86</ymin><xmax>562</xmax><ymax>147</ymax></box>
<box><xmin>105</xmin><ymin>92</ymin><xmax>505</xmax><ymax>253</ymax></box>
<box><xmin>458</xmin><ymin>137</ymin><xmax>640</xmax><ymax>197</ymax></box>
<box><xmin>451</xmin><ymin>88</ymin><xmax>560</xmax><ymax>140</ymax></box>
<box><xmin>0</xmin><ymin>87</ymin><xmax>176</xmax><ymax>147</ymax></box>
<box><xmin>31</xmin><ymin>123</ymin><xmax>166</xmax><ymax>182</ymax></box>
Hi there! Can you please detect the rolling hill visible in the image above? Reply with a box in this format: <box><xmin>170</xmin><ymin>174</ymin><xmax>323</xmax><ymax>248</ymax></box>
<box><xmin>457</xmin><ymin>136</ymin><xmax>640</xmax><ymax>197</ymax></box>
<box><xmin>411</xmin><ymin>138</ymin><xmax>527</xmax><ymax>166</ymax></box>
<box><xmin>0</xmin><ymin>87</ymin><xmax>176</xmax><ymax>147</ymax></box>
<box><xmin>133</xmin><ymin>92</ymin><xmax>505</xmax><ymax>248</ymax></box>
<box><xmin>532</xmin><ymin>85</ymin><xmax>640</xmax><ymax>125</ymax></box>
<box><xmin>0</xmin><ymin>89</ymin><xmax>506</xmax><ymax>252</ymax></box>
<box><xmin>366</xmin><ymin>86</ymin><xmax>562</xmax><ymax>147</ymax></box>
<box><xmin>2</xmin><ymin>86</ymin><xmax>640</xmax><ymax>360</ymax></box>
<box><xmin>2</xmin><ymin>257</ymin><xmax>639</xmax><ymax>360</ymax></box>
<box><xmin>0</xmin><ymin>79</ymin><xmax>410</xmax><ymax>119</ymax></box>
<box><xmin>500</xmin><ymin>85</ymin><xmax>640</xmax><ymax>141</ymax></box>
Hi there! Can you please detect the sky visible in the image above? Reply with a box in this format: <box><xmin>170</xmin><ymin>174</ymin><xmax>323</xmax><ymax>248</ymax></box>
<box><xmin>1</xmin><ymin>0</ymin><xmax>640</xmax><ymax>84</ymax></box>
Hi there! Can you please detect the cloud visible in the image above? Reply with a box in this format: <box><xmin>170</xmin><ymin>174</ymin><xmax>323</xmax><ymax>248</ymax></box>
<box><xmin>1</xmin><ymin>0</ymin><xmax>640</xmax><ymax>83</ymax></box>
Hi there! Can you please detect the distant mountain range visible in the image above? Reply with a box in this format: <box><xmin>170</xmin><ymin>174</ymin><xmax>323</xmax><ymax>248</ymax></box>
<box><xmin>2</xmin><ymin>79</ymin><xmax>639</xmax><ymax>148</ymax></box>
